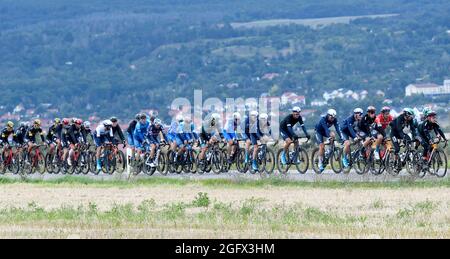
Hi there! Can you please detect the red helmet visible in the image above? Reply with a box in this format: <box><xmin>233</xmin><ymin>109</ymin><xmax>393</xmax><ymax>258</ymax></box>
<box><xmin>62</xmin><ymin>118</ymin><xmax>70</xmax><ymax>126</ymax></box>
<box><xmin>75</xmin><ymin>119</ymin><xmax>83</xmax><ymax>125</ymax></box>
<box><xmin>381</xmin><ymin>106</ymin><xmax>391</xmax><ymax>113</ymax></box>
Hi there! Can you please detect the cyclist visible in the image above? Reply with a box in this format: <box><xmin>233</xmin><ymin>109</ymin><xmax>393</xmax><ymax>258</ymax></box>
<box><xmin>418</xmin><ymin>110</ymin><xmax>447</xmax><ymax>167</ymax></box>
<box><xmin>110</xmin><ymin>117</ymin><xmax>126</xmax><ymax>147</ymax></box>
<box><xmin>373</xmin><ymin>106</ymin><xmax>394</xmax><ymax>160</ymax></box>
<box><xmin>93</xmin><ymin>120</ymin><xmax>114</xmax><ymax>171</ymax></box>
<box><xmin>167</xmin><ymin>114</ymin><xmax>185</xmax><ymax>160</ymax></box>
<box><xmin>46</xmin><ymin>118</ymin><xmax>63</xmax><ymax>157</ymax></box>
<box><xmin>25</xmin><ymin>119</ymin><xmax>46</xmax><ymax>161</ymax></box>
<box><xmin>127</xmin><ymin>114</ymin><xmax>141</xmax><ymax>159</ymax></box>
<box><xmin>223</xmin><ymin>112</ymin><xmax>242</xmax><ymax>164</ymax></box>
<box><xmin>389</xmin><ymin>108</ymin><xmax>418</xmax><ymax>170</ymax></box>
<box><xmin>244</xmin><ymin>111</ymin><xmax>261</xmax><ymax>171</ymax></box>
<box><xmin>0</xmin><ymin>121</ymin><xmax>17</xmax><ymax>146</ymax></box>
<box><xmin>314</xmin><ymin>109</ymin><xmax>343</xmax><ymax>172</ymax></box>
<box><xmin>147</xmin><ymin>118</ymin><xmax>166</xmax><ymax>167</ymax></box>
<box><xmin>64</xmin><ymin>119</ymin><xmax>86</xmax><ymax>166</ymax></box>
<box><xmin>198</xmin><ymin>113</ymin><xmax>223</xmax><ymax>163</ymax></box>
<box><xmin>14</xmin><ymin>122</ymin><xmax>29</xmax><ymax>146</ymax></box>
<box><xmin>133</xmin><ymin>114</ymin><xmax>150</xmax><ymax>157</ymax></box>
<box><xmin>341</xmin><ymin>108</ymin><xmax>364</xmax><ymax>168</ymax></box>
<box><xmin>358</xmin><ymin>106</ymin><xmax>377</xmax><ymax>157</ymax></box>
<box><xmin>280</xmin><ymin>107</ymin><xmax>310</xmax><ymax>165</ymax></box>
<box><xmin>81</xmin><ymin>121</ymin><xmax>93</xmax><ymax>145</ymax></box>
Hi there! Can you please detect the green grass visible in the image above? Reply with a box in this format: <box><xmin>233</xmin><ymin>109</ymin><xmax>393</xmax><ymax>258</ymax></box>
<box><xmin>0</xmin><ymin>175</ymin><xmax>449</xmax><ymax>189</ymax></box>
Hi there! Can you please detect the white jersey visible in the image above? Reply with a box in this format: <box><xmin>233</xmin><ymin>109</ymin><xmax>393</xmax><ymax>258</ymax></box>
<box><xmin>95</xmin><ymin>125</ymin><xmax>113</xmax><ymax>138</ymax></box>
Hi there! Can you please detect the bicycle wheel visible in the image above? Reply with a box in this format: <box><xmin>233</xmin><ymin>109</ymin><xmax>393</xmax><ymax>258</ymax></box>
<box><xmin>262</xmin><ymin>149</ymin><xmax>276</xmax><ymax>174</ymax></box>
<box><xmin>432</xmin><ymin>150</ymin><xmax>447</xmax><ymax>178</ymax></box>
<box><xmin>189</xmin><ymin>150</ymin><xmax>198</xmax><ymax>174</ymax></box>
<box><xmin>330</xmin><ymin>148</ymin><xmax>343</xmax><ymax>174</ymax></box>
<box><xmin>295</xmin><ymin>148</ymin><xmax>309</xmax><ymax>174</ymax></box>
<box><xmin>79</xmin><ymin>153</ymin><xmax>90</xmax><ymax>175</ymax></box>
<box><xmin>143</xmin><ymin>153</ymin><xmax>156</xmax><ymax>176</ymax></box>
<box><xmin>236</xmin><ymin>149</ymin><xmax>248</xmax><ymax>174</ymax></box>
<box><xmin>212</xmin><ymin>150</ymin><xmax>223</xmax><ymax>174</ymax></box>
<box><xmin>90</xmin><ymin>152</ymin><xmax>99</xmax><ymax>175</ymax></box>
<box><xmin>276</xmin><ymin>149</ymin><xmax>290</xmax><ymax>174</ymax></box>
<box><xmin>158</xmin><ymin>152</ymin><xmax>168</xmax><ymax>175</ymax></box>
<box><xmin>311</xmin><ymin>148</ymin><xmax>322</xmax><ymax>174</ymax></box>
<box><xmin>385</xmin><ymin>151</ymin><xmax>400</xmax><ymax>176</ymax></box>
<box><xmin>45</xmin><ymin>153</ymin><xmax>56</xmax><ymax>174</ymax></box>
<box><xmin>115</xmin><ymin>150</ymin><xmax>126</xmax><ymax>174</ymax></box>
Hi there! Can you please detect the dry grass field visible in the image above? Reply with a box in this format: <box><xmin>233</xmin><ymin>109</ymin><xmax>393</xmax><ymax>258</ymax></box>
<box><xmin>0</xmin><ymin>177</ymin><xmax>448</xmax><ymax>238</ymax></box>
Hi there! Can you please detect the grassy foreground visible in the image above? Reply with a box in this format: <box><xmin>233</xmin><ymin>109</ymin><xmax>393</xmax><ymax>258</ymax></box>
<box><xmin>0</xmin><ymin>176</ymin><xmax>448</xmax><ymax>238</ymax></box>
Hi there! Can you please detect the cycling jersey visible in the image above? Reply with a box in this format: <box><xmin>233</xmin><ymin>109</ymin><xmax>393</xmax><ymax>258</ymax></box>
<box><xmin>46</xmin><ymin>124</ymin><xmax>62</xmax><ymax>143</ymax></box>
<box><xmin>14</xmin><ymin>126</ymin><xmax>28</xmax><ymax>145</ymax></box>
<box><xmin>127</xmin><ymin>120</ymin><xmax>138</xmax><ymax>135</ymax></box>
<box><xmin>374</xmin><ymin>114</ymin><xmax>393</xmax><ymax>137</ymax></box>
<box><xmin>112</xmin><ymin>124</ymin><xmax>125</xmax><ymax>144</ymax></box>
<box><xmin>147</xmin><ymin>124</ymin><xmax>166</xmax><ymax>144</ymax></box>
<box><xmin>133</xmin><ymin>121</ymin><xmax>150</xmax><ymax>149</ymax></box>
<box><xmin>223</xmin><ymin>118</ymin><xmax>242</xmax><ymax>141</ymax></box>
<box><xmin>358</xmin><ymin>114</ymin><xmax>376</xmax><ymax>136</ymax></box>
<box><xmin>25</xmin><ymin>127</ymin><xmax>45</xmax><ymax>143</ymax></box>
<box><xmin>280</xmin><ymin>114</ymin><xmax>308</xmax><ymax>139</ymax></box>
<box><xmin>314</xmin><ymin>116</ymin><xmax>343</xmax><ymax>143</ymax></box>
<box><xmin>341</xmin><ymin>115</ymin><xmax>359</xmax><ymax>140</ymax></box>
<box><xmin>389</xmin><ymin>114</ymin><xmax>418</xmax><ymax>154</ymax></box>
<box><xmin>1</xmin><ymin>127</ymin><xmax>17</xmax><ymax>144</ymax></box>
<box><xmin>66</xmin><ymin>124</ymin><xmax>84</xmax><ymax>145</ymax></box>
<box><xmin>93</xmin><ymin>125</ymin><xmax>114</xmax><ymax>147</ymax></box>
<box><xmin>418</xmin><ymin>121</ymin><xmax>446</xmax><ymax>142</ymax></box>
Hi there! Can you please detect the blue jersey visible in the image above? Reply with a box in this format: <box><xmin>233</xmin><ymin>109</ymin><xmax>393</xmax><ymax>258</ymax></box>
<box><xmin>133</xmin><ymin>121</ymin><xmax>150</xmax><ymax>141</ymax></box>
<box><xmin>341</xmin><ymin>115</ymin><xmax>358</xmax><ymax>139</ymax></box>
<box><xmin>315</xmin><ymin>116</ymin><xmax>343</xmax><ymax>139</ymax></box>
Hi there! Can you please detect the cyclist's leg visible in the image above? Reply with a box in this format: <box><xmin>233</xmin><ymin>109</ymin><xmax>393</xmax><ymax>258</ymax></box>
<box><xmin>315</xmin><ymin>131</ymin><xmax>325</xmax><ymax>167</ymax></box>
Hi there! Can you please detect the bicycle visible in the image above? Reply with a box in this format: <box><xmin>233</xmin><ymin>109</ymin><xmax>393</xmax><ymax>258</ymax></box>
<box><xmin>45</xmin><ymin>141</ymin><xmax>65</xmax><ymax>174</ymax></box>
<box><xmin>143</xmin><ymin>142</ymin><xmax>169</xmax><ymax>176</ymax></box>
<box><xmin>277</xmin><ymin>137</ymin><xmax>310</xmax><ymax>174</ymax></box>
<box><xmin>385</xmin><ymin>138</ymin><xmax>417</xmax><ymax>176</ymax></box>
<box><xmin>413</xmin><ymin>138</ymin><xmax>447</xmax><ymax>178</ymax></box>
<box><xmin>24</xmin><ymin>144</ymin><xmax>47</xmax><ymax>175</ymax></box>
<box><xmin>197</xmin><ymin>140</ymin><xmax>224</xmax><ymax>174</ymax></box>
<box><xmin>68</xmin><ymin>143</ymin><xmax>91</xmax><ymax>175</ymax></box>
<box><xmin>311</xmin><ymin>138</ymin><xmax>342</xmax><ymax>174</ymax></box>
<box><xmin>168</xmin><ymin>140</ymin><xmax>198</xmax><ymax>174</ymax></box>
<box><xmin>0</xmin><ymin>143</ymin><xmax>20</xmax><ymax>175</ymax></box>
<box><xmin>222</xmin><ymin>139</ymin><xmax>244</xmax><ymax>173</ymax></box>
<box><xmin>92</xmin><ymin>142</ymin><xmax>116</xmax><ymax>175</ymax></box>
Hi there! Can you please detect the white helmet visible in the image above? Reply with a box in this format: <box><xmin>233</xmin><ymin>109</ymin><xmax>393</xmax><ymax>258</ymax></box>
<box><xmin>327</xmin><ymin>109</ymin><xmax>337</xmax><ymax>118</ymax></box>
<box><xmin>259</xmin><ymin>113</ymin><xmax>269</xmax><ymax>120</ymax></box>
<box><xmin>83</xmin><ymin>121</ymin><xmax>91</xmax><ymax>129</ymax></box>
<box><xmin>353</xmin><ymin>108</ymin><xmax>363</xmax><ymax>114</ymax></box>
<box><xmin>233</xmin><ymin>112</ymin><xmax>241</xmax><ymax>120</ymax></box>
<box><xmin>292</xmin><ymin>106</ymin><xmax>302</xmax><ymax>113</ymax></box>
<box><xmin>154</xmin><ymin>119</ymin><xmax>162</xmax><ymax>126</ymax></box>
<box><xmin>250</xmin><ymin>111</ymin><xmax>259</xmax><ymax>117</ymax></box>
<box><xmin>211</xmin><ymin>113</ymin><xmax>221</xmax><ymax>121</ymax></box>
<box><xmin>103</xmin><ymin>120</ymin><xmax>113</xmax><ymax>127</ymax></box>
<box><xmin>176</xmin><ymin>114</ymin><xmax>184</xmax><ymax>122</ymax></box>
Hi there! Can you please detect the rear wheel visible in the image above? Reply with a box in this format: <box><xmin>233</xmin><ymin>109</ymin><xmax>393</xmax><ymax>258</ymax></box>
<box><xmin>158</xmin><ymin>152</ymin><xmax>168</xmax><ymax>175</ymax></box>
<box><xmin>211</xmin><ymin>150</ymin><xmax>223</xmax><ymax>174</ymax></box>
<box><xmin>262</xmin><ymin>149</ymin><xmax>276</xmax><ymax>174</ymax></box>
<box><xmin>115</xmin><ymin>150</ymin><xmax>126</xmax><ymax>174</ymax></box>
<box><xmin>385</xmin><ymin>151</ymin><xmax>400</xmax><ymax>176</ymax></box>
<box><xmin>432</xmin><ymin>150</ymin><xmax>447</xmax><ymax>178</ymax></box>
<box><xmin>276</xmin><ymin>149</ymin><xmax>290</xmax><ymax>174</ymax></box>
<box><xmin>330</xmin><ymin>148</ymin><xmax>342</xmax><ymax>174</ymax></box>
<box><xmin>311</xmin><ymin>148</ymin><xmax>322</xmax><ymax>174</ymax></box>
<box><xmin>236</xmin><ymin>149</ymin><xmax>248</xmax><ymax>174</ymax></box>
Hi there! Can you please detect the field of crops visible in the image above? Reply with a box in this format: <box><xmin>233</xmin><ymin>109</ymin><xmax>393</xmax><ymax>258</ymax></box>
<box><xmin>0</xmin><ymin>176</ymin><xmax>448</xmax><ymax>238</ymax></box>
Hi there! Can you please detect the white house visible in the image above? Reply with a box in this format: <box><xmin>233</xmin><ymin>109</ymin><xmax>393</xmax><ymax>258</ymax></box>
<box><xmin>405</xmin><ymin>82</ymin><xmax>450</xmax><ymax>96</ymax></box>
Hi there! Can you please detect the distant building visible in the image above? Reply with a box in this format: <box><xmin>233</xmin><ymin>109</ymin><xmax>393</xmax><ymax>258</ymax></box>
<box><xmin>281</xmin><ymin>92</ymin><xmax>306</xmax><ymax>106</ymax></box>
<box><xmin>311</xmin><ymin>99</ymin><xmax>327</xmax><ymax>107</ymax></box>
<box><xmin>405</xmin><ymin>81</ymin><xmax>450</xmax><ymax>96</ymax></box>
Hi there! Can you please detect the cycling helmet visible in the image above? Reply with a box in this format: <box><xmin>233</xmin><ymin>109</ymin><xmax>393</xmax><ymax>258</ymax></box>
<box><xmin>135</xmin><ymin>113</ymin><xmax>141</xmax><ymax>120</ymax></box>
<box><xmin>233</xmin><ymin>112</ymin><xmax>241</xmax><ymax>120</ymax></box>
<box><xmin>292</xmin><ymin>106</ymin><xmax>302</xmax><ymax>113</ymax></box>
<box><xmin>20</xmin><ymin>122</ymin><xmax>27</xmax><ymax>127</ymax></box>
<box><xmin>110</xmin><ymin>117</ymin><xmax>118</xmax><ymax>123</ymax></box>
<box><xmin>353</xmin><ymin>108</ymin><xmax>363</xmax><ymax>114</ymax></box>
<box><xmin>6</xmin><ymin>121</ymin><xmax>14</xmax><ymax>128</ymax></box>
<box><xmin>367</xmin><ymin>106</ymin><xmax>376</xmax><ymax>113</ymax></box>
<box><xmin>250</xmin><ymin>111</ymin><xmax>259</xmax><ymax>117</ymax></box>
<box><xmin>259</xmin><ymin>113</ymin><xmax>269</xmax><ymax>120</ymax></box>
<box><xmin>427</xmin><ymin>110</ymin><xmax>437</xmax><ymax>117</ymax></box>
<box><xmin>62</xmin><ymin>118</ymin><xmax>70</xmax><ymax>126</ymax></box>
<box><xmin>75</xmin><ymin>119</ymin><xmax>83</xmax><ymax>125</ymax></box>
<box><xmin>33</xmin><ymin>119</ymin><xmax>41</xmax><ymax>126</ymax></box>
<box><xmin>327</xmin><ymin>109</ymin><xmax>337</xmax><ymax>118</ymax></box>
<box><xmin>381</xmin><ymin>106</ymin><xmax>391</xmax><ymax>113</ymax></box>
<box><xmin>139</xmin><ymin>114</ymin><xmax>147</xmax><ymax>120</ymax></box>
<box><xmin>176</xmin><ymin>114</ymin><xmax>184</xmax><ymax>122</ymax></box>
<box><xmin>83</xmin><ymin>121</ymin><xmax>91</xmax><ymax>129</ymax></box>
<box><xmin>422</xmin><ymin>107</ymin><xmax>432</xmax><ymax>117</ymax></box>
<box><xmin>54</xmin><ymin>118</ymin><xmax>61</xmax><ymax>124</ymax></box>
<box><xmin>403</xmin><ymin>108</ymin><xmax>414</xmax><ymax>116</ymax></box>
<box><xmin>154</xmin><ymin>119</ymin><xmax>162</xmax><ymax>126</ymax></box>
<box><xmin>103</xmin><ymin>120</ymin><xmax>113</xmax><ymax>127</ymax></box>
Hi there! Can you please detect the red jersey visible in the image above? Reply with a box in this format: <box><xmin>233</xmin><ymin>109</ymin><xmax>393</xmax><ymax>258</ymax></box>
<box><xmin>375</xmin><ymin>114</ymin><xmax>393</xmax><ymax>130</ymax></box>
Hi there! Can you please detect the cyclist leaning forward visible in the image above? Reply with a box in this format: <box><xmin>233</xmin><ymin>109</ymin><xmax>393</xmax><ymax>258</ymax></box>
<box><xmin>417</xmin><ymin>110</ymin><xmax>448</xmax><ymax>168</ymax></box>
<box><xmin>146</xmin><ymin>118</ymin><xmax>166</xmax><ymax>167</ymax></box>
<box><xmin>280</xmin><ymin>107</ymin><xmax>311</xmax><ymax>165</ymax></box>
<box><xmin>358</xmin><ymin>106</ymin><xmax>378</xmax><ymax>158</ymax></box>
<box><xmin>24</xmin><ymin>119</ymin><xmax>46</xmax><ymax>161</ymax></box>
<box><xmin>314</xmin><ymin>109</ymin><xmax>344</xmax><ymax>173</ymax></box>
<box><xmin>341</xmin><ymin>108</ymin><xmax>364</xmax><ymax>168</ymax></box>
<box><xmin>93</xmin><ymin>120</ymin><xmax>114</xmax><ymax>171</ymax></box>
<box><xmin>62</xmin><ymin>119</ymin><xmax>86</xmax><ymax>166</ymax></box>
<box><xmin>198</xmin><ymin>113</ymin><xmax>223</xmax><ymax>165</ymax></box>
<box><xmin>373</xmin><ymin>106</ymin><xmax>394</xmax><ymax>160</ymax></box>
<box><xmin>0</xmin><ymin>121</ymin><xmax>17</xmax><ymax>147</ymax></box>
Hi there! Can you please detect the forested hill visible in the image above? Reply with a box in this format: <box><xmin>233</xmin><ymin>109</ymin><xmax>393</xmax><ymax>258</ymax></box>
<box><xmin>0</xmin><ymin>0</ymin><xmax>449</xmax><ymax>119</ymax></box>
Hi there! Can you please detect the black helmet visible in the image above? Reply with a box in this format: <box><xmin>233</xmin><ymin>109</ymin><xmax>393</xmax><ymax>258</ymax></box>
<box><xmin>110</xmin><ymin>116</ymin><xmax>118</xmax><ymax>123</ymax></box>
